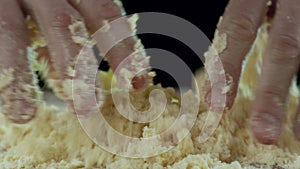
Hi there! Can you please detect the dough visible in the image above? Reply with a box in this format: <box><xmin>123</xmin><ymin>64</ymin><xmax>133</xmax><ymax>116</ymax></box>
<box><xmin>0</xmin><ymin>17</ymin><xmax>300</xmax><ymax>169</ymax></box>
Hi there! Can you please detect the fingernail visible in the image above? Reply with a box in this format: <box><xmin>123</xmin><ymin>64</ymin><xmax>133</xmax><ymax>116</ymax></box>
<box><xmin>250</xmin><ymin>112</ymin><xmax>281</xmax><ymax>144</ymax></box>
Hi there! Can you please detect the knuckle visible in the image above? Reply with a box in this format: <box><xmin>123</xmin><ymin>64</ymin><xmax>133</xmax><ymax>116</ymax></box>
<box><xmin>0</xmin><ymin>19</ymin><xmax>25</xmax><ymax>32</ymax></box>
<box><xmin>276</xmin><ymin>33</ymin><xmax>299</xmax><ymax>54</ymax></box>
<box><xmin>98</xmin><ymin>0</ymin><xmax>122</xmax><ymax>19</ymax></box>
<box><xmin>269</xmin><ymin>34</ymin><xmax>300</xmax><ymax>65</ymax></box>
<box><xmin>226</xmin><ymin>13</ymin><xmax>257</xmax><ymax>42</ymax></box>
<box><xmin>262</xmin><ymin>87</ymin><xmax>281</xmax><ymax>98</ymax></box>
<box><xmin>50</xmin><ymin>12</ymin><xmax>78</xmax><ymax>29</ymax></box>
<box><xmin>259</xmin><ymin>83</ymin><xmax>285</xmax><ymax>100</ymax></box>
<box><xmin>100</xmin><ymin>0</ymin><xmax>118</xmax><ymax>9</ymax></box>
<box><xmin>50</xmin><ymin>12</ymin><xmax>71</xmax><ymax>28</ymax></box>
<box><xmin>0</xmin><ymin>21</ymin><xmax>27</xmax><ymax>42</ymax></box>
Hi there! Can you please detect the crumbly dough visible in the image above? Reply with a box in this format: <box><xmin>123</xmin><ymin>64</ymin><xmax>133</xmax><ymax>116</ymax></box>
<box><xmin>0</xmin><ymin>68</ymin><xmax>15</xmax><ymax>90</ymax></box>
<box><xmin>212</xmin><ymin>30</ymin><xmax>227</xmax><ymax>54</ymax></box>
<box><xmin>1</xmin><ymin>16</ymin><xmax>300</xmax><ymax>169</ymax></box>
<box><xmin>68</xmin><ymin>21</ymin><xmax>89</xmax><ymax>45</ymax></box>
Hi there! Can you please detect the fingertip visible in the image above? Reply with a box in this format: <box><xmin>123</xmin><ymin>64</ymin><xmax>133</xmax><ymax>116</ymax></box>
<box><xmin>250</xmin><ymin>112</ymin><xmax>281</xmax><ymax>145</ymax></box>
<box><xmin>132</xmin><ymin>76</ymin><xmax>147</xmax><ymax>90</ymax></box>
<box><xmin>3</xmin><ymin>99</ymin><xmax>38</xmax><ymax>124</ymax></box>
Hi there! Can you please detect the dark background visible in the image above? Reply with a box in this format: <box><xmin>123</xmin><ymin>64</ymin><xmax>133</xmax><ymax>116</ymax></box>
<box><xmin>118</xmin><ymin>1</ymin><xmax>300</xmax><ymax>87</ymax></box>
<box><xmin>40</xmin><ymin>1</ymin><xmax>231</xmax><ymax>89</ymax></box>
<box><xmin>121</xmin><ymin>0</ymin><xmax>230</xmax><ymax>87</ymax></box>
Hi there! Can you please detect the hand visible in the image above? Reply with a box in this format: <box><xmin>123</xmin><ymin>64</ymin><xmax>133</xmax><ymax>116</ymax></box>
<box><xmin>208</xmin><ymin>0</ymin><xmax>300</xmax><ymax>144</ymax></box>
<box><xmin>0</xmin><ymin>0</ymin><xmax>150</xmax><ymax>123</ymax></box>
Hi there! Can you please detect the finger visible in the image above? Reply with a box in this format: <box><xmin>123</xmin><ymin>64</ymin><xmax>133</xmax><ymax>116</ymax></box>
<box><xmin>294</xmin><ymin>104</ymin><xmax>300</xmax><ymax>140</ymax></box>
<box><xmin>204</xmin><ymin>0</ymin><xmax>268</xmax><ymax>109</ymax></box>
<box><xmin>68</xmin><ymin>0</ymin><xmax>153</xmax><ymax>90</ymax></box>
<box><xmin>0</xmin><ymin>0</ymin><xmax>40</xmax><ymax>123</ymax></box>
<box><xmin>26</xmin><ymin>16</ymin><xmax>58</xmax><ymax>81</ymax></box>
<box><xmin>250</xmin><ymin>0</ymin><xmax>300</xmax><ymax>144</ymax></box>
<box><xmin>22</xmin><ymin>0</ymin><xmax>99</xmax><ymax>116</ymax></box>
<box><xmin>22</xmin><ymin>0</ymin><xmax>86</xmax><ymax>79</ymax></box>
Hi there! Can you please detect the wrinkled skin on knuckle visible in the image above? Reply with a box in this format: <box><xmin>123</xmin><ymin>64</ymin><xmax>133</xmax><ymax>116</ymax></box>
<box><xmin>98</xmin><ymin>0</ymin><xmax>122</xmax><ymax>18</ymax></box>
<box><xmin>0</xmin><ymin>15</ymin><xmax>28</xmax><ymax>40</ymax></box>
<box><xmin>224</xmin><ymin>13</ymin><xmax>257</xmax><ymax>43</ymax></box>
<box><xmin>0</xmin><ymin>19</ymin><xmax>25</xmax><ymax>33</ymax></box>
<box><xmin>259</xmin><ymin>87</ymin><xmax>284</xmax><ymax>102</ymax></box>
<box><xmin>269</xmin><ymin>34</ymin><xmax>300</xmax><ymax>66</ymax></box>
<box><xmin>79</xmin><ymin>0</ymin><xmax>123</xmax><ymax>32</ymax></box>
<box><xmin>50</xmin><ymin>12</ymin><xmax>74</xmax><ymax>29</ymax></box>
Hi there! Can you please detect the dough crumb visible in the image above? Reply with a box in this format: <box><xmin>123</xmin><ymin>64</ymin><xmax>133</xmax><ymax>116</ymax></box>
<box><xmin>127</xmin><ymin>14</ymin><xmax>139</xmax><ymax>35</ymax></box>
<box><xmin>212</xmin><ymin>30</ymin><xmax>227</xmax><ymax>54</ymax></box>
<box><xmin>0</xmin><ymin>68</ymin><xmax>15</xmax><ymax>90</ymax></box>
<box><xmin>101</xmin><ymin>20</ymin><xmax>111</xmax><ymax>32</ymax></box>
<box><xmin>1</xmin><ymin>14</ymin><xmax>300</xmax><ymax>169</ymax></box>
<box><xmin>267</xmin><ymin>0</ymin><xmax>272</xmax><ymax>7</ymax></box>
<box><xmin>68</xmin><ymin>20</ymin><xmax>89</xmax><ymax>45</ymax></box>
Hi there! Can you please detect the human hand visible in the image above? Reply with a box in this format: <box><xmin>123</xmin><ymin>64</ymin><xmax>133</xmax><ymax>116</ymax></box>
<box><xmin>205</xmin><ymin>0</ymin><xmax>300</xmax><ymax>144</ymax></box>
<box><xmin>0</xmin><ymin>0</ymin><xmax>151</xmax><ymax>123</ymax></box>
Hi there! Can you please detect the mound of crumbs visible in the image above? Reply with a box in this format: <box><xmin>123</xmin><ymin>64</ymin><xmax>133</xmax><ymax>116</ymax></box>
<box><xmin>1</xmin><ymin>15</ymin><xmax>300</xmax><ymax>169</ymax></box>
